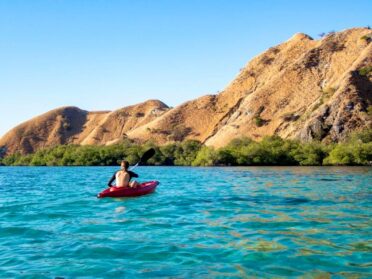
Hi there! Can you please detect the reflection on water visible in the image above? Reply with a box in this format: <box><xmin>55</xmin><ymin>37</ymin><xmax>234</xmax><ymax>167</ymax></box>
<box><xmin>0</xmin><ymin>166</ymin><xmax>371</xmax><ymax>278</ymax></box>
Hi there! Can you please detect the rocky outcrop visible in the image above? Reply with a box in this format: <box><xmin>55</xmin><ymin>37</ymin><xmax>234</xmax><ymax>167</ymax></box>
<box><xmin>204</xmin><ymin>28</ymin><xmax>372</xmax><ymax>146</ymax></box>
<box><xmin>298</xmin><ymin>44</ymin><xmax>372</xmax><ymax>142</ymax></box>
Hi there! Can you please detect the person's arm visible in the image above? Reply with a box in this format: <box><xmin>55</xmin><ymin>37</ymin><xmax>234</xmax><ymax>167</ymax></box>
<box><xmin>107</xmin><ymin>172</ymin><xmax>116</xmax><ymax>187</ymax></box>
<box><xmin>128</xmin><ymin>170</ymin><xmax>139</xmax><ymax>179</ymax></box>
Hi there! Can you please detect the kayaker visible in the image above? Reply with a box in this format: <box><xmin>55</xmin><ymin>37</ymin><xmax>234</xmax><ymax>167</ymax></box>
<box><xmin>108</xmin><ymin>160</ymin><xmax>139</xmax><ymax>188</ymax></box>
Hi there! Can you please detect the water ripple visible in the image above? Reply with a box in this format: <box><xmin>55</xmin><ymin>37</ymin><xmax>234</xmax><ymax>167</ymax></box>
<box><xmin>0</xmin><ymin>166</ymin><xmax>371</xmax><ymax>278</ymax></box>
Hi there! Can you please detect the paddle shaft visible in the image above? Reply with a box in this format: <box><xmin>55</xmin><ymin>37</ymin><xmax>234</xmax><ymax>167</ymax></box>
<box><xmin>129</xmin><ymin>148</ymin><xmax>155</xmax><ymax>170</ymax></box>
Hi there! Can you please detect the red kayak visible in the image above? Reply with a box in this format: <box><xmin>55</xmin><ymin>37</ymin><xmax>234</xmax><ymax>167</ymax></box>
<box><xmin>97</xmin><ymin>181</ymin><xmax>159</xmax><ymax>198</ymax></box>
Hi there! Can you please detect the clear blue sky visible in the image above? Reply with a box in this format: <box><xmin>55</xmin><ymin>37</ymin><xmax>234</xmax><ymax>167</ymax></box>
<box><xmin>0</xmin><ymin>0</ymin><xmax>371</xmax><ymax>136</ymax></box>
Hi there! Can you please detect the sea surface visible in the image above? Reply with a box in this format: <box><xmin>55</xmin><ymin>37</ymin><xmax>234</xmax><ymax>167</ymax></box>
<box><xmin>0</xmin><ymin>166</ymin><xmax>371</xmax><ymax>278</ymax></box>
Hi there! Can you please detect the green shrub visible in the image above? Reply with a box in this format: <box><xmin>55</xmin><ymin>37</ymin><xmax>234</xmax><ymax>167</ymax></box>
<box><xmin>174</xmin><ymin>140</ymin><xmax>202</xmax><ymax>166</ymax></box>
<box><xmin>192</xmin><ymin>146</ymin><xmax>218</xmax><ymax>166</ymax></box>
<box><xmin>2</xmin><ymin>153</ymin><xmax>21</xmax><ymax>165</ymax></box>
<box><xmin>1</xmin><ymin>130</ymin><xmax>371</xmax><ymax>166</ymax></box>
<box><xmin>358</xmin><ymin>66</ymin><xmax>372</xmax><ymax>76</ymax></box>
<box><xmin>360</xmin><ymin>34</ymin><xmax>372</xmax><ymax>43</ymax></box>
<box><xmin>216</xmin><ymin>148</ymin><xmax>236</xmax><ymax>165</ymax></box>
<box><xmin>159</xmin><ymin>144</ymin><xmax>178</xmax><ymax>165</ymax></box>
<box><xmin>290</xmin><ymin>142</ymin><xmax>326</xmax><ymax>166</ymax></box>
<box><xmin>323</xmin><ymin>143</ymin><xmax>372</xmax><ymax>165</ymax></box>
<box><xmin>346</xmin><ymin>129</ymin><xmax>372</xmax><ymax>144</ymax></box>
<box><xmin>254</xmin><ymin>116</ymin><xmax>264</xmax><ymax>127</ymax></box>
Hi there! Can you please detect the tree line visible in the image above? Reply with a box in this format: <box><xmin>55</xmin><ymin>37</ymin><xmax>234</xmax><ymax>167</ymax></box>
<box><xmin>0</xmin><ymin>130</ymin><xmax>371</xmax><ymax>166</ymax></box>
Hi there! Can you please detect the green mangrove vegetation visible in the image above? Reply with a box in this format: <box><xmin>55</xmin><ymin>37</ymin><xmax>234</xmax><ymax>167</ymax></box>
<box><xmin>1</xmin><ymin>130</ymin><xmax>371</xmax><ymax>166</ymax></box>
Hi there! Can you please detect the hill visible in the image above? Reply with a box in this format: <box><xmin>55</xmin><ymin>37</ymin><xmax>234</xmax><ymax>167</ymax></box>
<box><xmin>0</xmin><ymin>100</ymin><xmax>169</xmax><ymax>154</ymax></box>
<box><xmin>0</xmin><ymin>27</ymin><xmax>371</xmax><ymax>155</ymax></box>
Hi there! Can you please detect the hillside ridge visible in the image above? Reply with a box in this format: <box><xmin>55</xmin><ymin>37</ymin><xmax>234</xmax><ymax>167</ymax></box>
<box><xmin>1</xmin><ymin>27</ymin><xmax>371</xmax><ymax>155</ymax></box>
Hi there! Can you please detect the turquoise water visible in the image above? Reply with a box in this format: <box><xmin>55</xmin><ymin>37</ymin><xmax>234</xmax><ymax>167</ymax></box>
<box><xmin>0</xmin><ymin>166</ymin><xmax>371</xmax><ymax>278</ymax></box>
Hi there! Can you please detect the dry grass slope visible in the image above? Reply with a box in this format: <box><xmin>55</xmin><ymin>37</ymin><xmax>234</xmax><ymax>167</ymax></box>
<box><xmin>0</xmin><ymin>28</ymin><xmax>371</xmax><ymax>155</ymax></box>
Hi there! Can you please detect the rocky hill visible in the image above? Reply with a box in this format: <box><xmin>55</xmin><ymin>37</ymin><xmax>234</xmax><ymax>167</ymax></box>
<box><xmin>1</xmin><ymin>27</ymin><xmax>371</xmax><ymax>155</ymax></box>
<box><xmin>0</xmin><ymin>100</ymin><xmax>169</xmax><ymax>154</ymax></box>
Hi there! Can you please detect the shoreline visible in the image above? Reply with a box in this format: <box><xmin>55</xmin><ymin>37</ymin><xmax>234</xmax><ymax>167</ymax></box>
<box><xmin>1</xmin><ymin>130</ymin><xmax>371</xmax><ymax>167</ymax></box>
<box><xmin>1</xmin><ymin>165</ymin><xmax>371</xmax><ymax>167</ymax></box>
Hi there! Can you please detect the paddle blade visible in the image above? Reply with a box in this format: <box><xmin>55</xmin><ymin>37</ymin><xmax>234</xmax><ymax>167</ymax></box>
<box><xmin>140</xmin><ymin>148</ymin><xmax>155</xmax><ymax>163</ymax></box>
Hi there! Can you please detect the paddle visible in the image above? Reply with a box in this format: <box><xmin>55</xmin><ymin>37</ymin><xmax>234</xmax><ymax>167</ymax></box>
<box><xmin>130</xmin><ymin>148</ymin><xmax>155</xmax><ymax>170</ymax></box>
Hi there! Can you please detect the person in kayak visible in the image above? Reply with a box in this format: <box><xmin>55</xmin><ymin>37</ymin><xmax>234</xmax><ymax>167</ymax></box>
<box><xmin>107</xmin><ymin>160</ymin><xmax>139</xmax><ymax>188</ymax></box>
